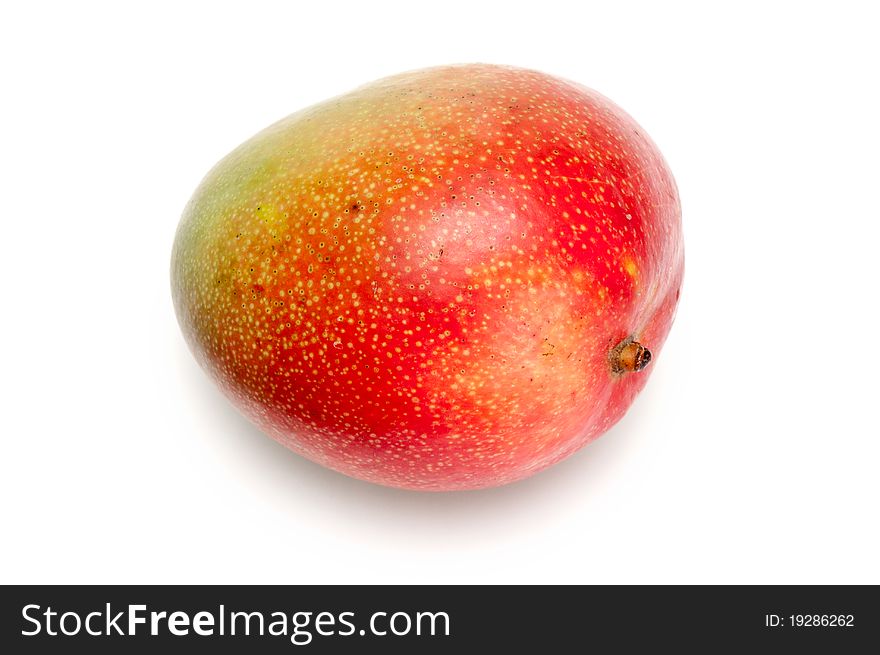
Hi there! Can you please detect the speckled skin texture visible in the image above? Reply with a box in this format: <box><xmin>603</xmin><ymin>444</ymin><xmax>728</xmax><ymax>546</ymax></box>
<box><xmin>171</xmin><ymin>64</ymin><xmax>683</xmax><ymax>491</ymax></box>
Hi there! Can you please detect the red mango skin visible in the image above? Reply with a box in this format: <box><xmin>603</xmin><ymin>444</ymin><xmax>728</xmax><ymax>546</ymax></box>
<box><xmin>171</xmin><ymin>65</ymin><xmax>683</xmax><ymax>491</ymax></box>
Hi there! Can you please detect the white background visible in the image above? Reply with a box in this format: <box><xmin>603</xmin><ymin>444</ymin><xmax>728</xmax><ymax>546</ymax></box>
<box><xmin>2</xmin><ymin>1</ymin><xmax>878</xmax><ymax>584</ymax></box>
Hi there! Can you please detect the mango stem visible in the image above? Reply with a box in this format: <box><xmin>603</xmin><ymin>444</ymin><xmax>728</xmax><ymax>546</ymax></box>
<box><xmin>610</xmin><ymin>339</ymin><xmax>652</xmax><ymax>374</ymax></box>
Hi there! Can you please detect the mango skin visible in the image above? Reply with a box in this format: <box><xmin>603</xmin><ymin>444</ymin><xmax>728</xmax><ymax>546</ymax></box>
<box><xmin>171</xmin><ymin>65</ymin><xmax>683</xmax><ymax>491</ymax></box>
